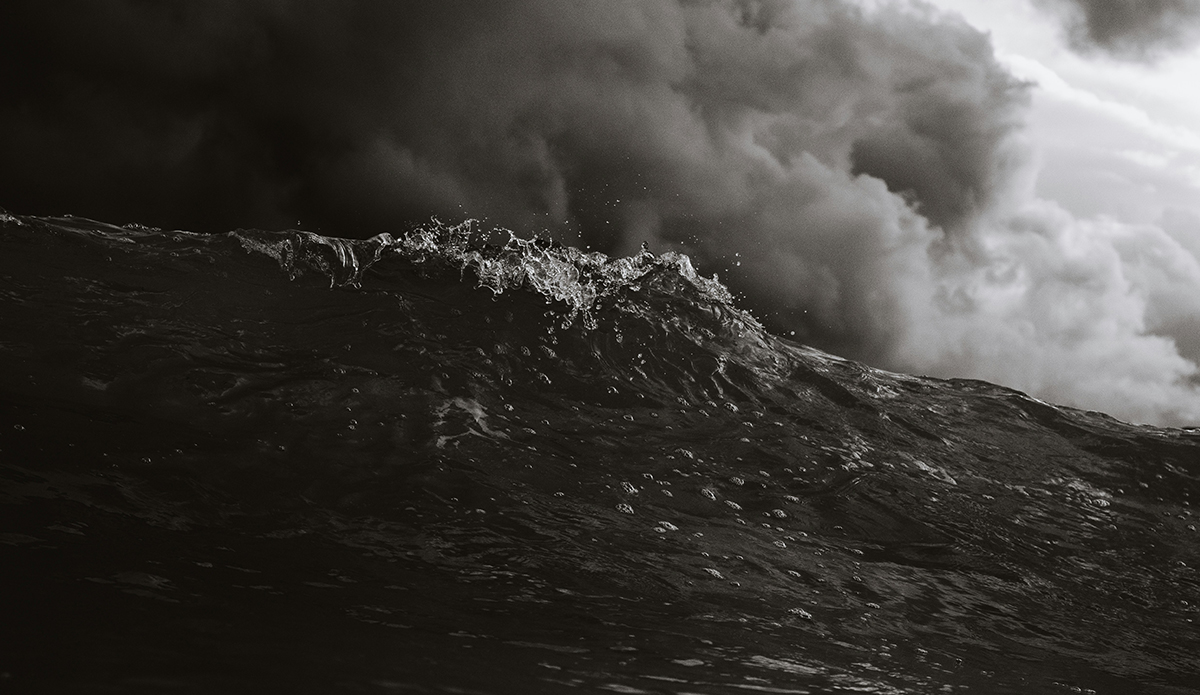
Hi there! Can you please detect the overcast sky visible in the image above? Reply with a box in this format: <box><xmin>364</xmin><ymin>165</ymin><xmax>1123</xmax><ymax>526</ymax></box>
<box><xmin>911</xmin><ymin>0</ymin><xmax>1200</xmax><ymax>425</ymax></box>
<box><xmin>2</xmin><ymin>0</ymin><xmax>1200</xmax><ymax>426</ymax></box>
<box><xmin>930</xmin><ymin>0</ymin><xmax>1200</xmax><ymax>228</ymax></box>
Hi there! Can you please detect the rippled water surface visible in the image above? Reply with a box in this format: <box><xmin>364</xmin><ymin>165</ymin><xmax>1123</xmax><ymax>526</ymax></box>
<box><xmin>2</xmin><ymin>211</ymin><xmax>1199</xmax><ymax>693</ymax></box>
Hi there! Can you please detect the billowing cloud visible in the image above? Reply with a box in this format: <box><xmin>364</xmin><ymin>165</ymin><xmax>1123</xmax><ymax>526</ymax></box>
<box><xmin>3</xmin><ymin>0</ymin><xmax>1200</xmax><ymax>425</ymax></box>
<box><xmin>1032</xmin><ymin>0</ymin><xmax>1200</xmax><ymax>58</ymax></box>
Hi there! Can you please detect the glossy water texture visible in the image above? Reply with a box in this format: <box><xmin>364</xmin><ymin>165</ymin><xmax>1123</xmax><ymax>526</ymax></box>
<box><xmin>2</xmin><ymin>211</ymin><xmax>1199</xmax><ymax>694</ymax></box>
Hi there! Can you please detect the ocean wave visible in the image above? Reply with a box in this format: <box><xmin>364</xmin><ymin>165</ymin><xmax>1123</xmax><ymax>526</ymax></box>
<box><xmin>2</xmin><ymin>210</ymin><xmax>1199</xmax><ymax>694</ymax></box>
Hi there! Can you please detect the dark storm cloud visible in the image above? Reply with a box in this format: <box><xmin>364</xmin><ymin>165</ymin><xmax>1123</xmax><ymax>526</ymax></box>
<box><xmin>0</xmin><ymin>1</ymin><xmax>1023</xmax><ymax>237</ymax></box>
<box><xmin>1033</xmin><ymin>0</ymin><xmax>1200</xmax><ymax>57</ymax></box>
<box><xmin>4</xmin><ymin>0</ymin><xmax>1200</xmax><ymax>424</ymax></box>
<box><xmin>0</xmin><ymin>0</ymin><xmax>457</xmax><ymax>232</ymax></box>
<box><xmin>0</xmin><ymin>0</ymin><xmax>1028</xmax><ymax>349</ymax></box>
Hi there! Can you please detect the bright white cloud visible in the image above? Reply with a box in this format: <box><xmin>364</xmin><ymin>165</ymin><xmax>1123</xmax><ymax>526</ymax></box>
<box><xmin>886</xmin><ymin>0</ymin><xmax>1200</xmax><ymax>424</ymax></box>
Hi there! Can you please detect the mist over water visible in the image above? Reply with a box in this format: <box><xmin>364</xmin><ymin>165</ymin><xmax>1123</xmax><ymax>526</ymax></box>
<box><xmin>2</xmin><ymin>211</ymin><xmax>1199</xmax><ymax>693</ymax></box>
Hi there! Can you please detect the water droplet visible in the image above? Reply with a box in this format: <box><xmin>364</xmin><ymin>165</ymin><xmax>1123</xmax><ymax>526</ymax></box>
<box><xmin>703</xmin><ymin>568</ymin><xmax>724</xmax><ymax>579</ymax></box>
<box><xmin>621</xmin><ymin>481</ymin><xmax>638</xmax><ymax>495</ymax></box>
<box><xmin>616</xmin><ymin>503</ymin><xmax>635</xmax><ymax>515</ymax></box>
<box><xmin>701</xmin><ymin>489</ymin><xmax>717</xmax><ymax>501</ymax></box>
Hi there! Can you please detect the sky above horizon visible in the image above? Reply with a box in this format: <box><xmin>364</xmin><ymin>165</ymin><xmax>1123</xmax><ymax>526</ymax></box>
<box><xmin>929</xmin><ymin>0</ymin><xmax>1200</xmax><ymax>229</ymax></box>
<box><xmin>916</xmin><ymin>0</ymin><xmax>1200</xmax><ymax>425</ymax></box>
<box><xmin>2</xmin><ymin>0</ymin><xmax>1200</xmax><ymax>426</ymax></box>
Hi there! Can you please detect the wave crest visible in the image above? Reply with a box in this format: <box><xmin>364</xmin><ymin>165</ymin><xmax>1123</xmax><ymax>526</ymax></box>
<box><xmin>235</xmin><ymin>220</ymin><xmax>739</xmax><ymax>331</ymax></box>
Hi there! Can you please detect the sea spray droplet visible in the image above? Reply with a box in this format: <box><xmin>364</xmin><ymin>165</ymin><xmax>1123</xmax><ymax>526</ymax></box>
<box><xmin>702</xmin><ymin>489</ymin><xmax>717</xmax><ymax>501</ymax></box>
<box><xmin>621</xmin><ymin>482</ymin><xmax>638</xmax><ymax>495</ymax></box>
<box><xmin>616</xmin><ymin>504</ymin><xmax>634</xmax><ymax>515</ymax></box>
<box><xmin>704</xmin><ymin>568</ymin><xmax>724</xmax><ymax>580</ymax></box>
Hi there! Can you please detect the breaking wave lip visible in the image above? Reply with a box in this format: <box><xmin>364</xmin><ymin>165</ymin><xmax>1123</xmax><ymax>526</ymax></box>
<box><xmin>233</xmin><ymin>220</ymin><xmax>738</xmax><ymax>329</ymax></box>
<box><xmin>228</xmin><ymin>219</ymin><xmax>858</xmax><ymax>406</ymax></box>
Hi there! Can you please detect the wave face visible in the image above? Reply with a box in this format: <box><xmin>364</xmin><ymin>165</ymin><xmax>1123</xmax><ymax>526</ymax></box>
<box><xmin>2</xmin><ymin>210</ymin><xmax>1199</xmax><ymax>694</ymax></box>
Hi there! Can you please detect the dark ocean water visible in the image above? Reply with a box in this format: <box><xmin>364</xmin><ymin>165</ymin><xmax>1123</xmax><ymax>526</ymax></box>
<box><xmin>2</xmin><ymin>209</ymin><xmax>1199</xmax><ymax>694</ymax></box>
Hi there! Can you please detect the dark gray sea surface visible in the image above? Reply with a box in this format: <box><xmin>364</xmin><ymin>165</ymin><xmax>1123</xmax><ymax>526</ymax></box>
<box><xmin>2</xmin><ymin>210</ymin><xmax>1198</xmax><ymax>693</ymax></box>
